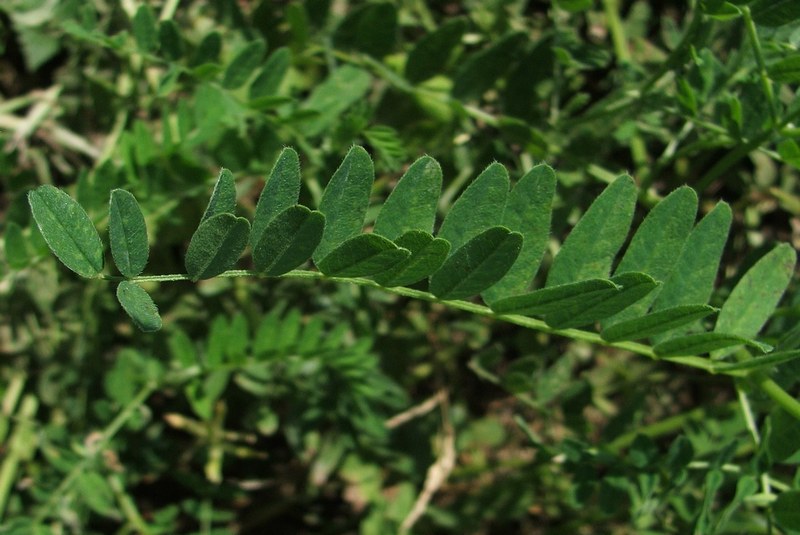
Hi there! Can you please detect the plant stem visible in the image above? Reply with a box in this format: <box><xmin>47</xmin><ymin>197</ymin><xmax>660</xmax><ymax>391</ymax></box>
<box><xmin>740</xmin><ymin>6</ymin><xmax>778</xmax><ymax>127</ymax></box>
<box><xmin>0</xmin><ymin>395</ymin><xmax>38</xmax><ymax>522</ymax></box>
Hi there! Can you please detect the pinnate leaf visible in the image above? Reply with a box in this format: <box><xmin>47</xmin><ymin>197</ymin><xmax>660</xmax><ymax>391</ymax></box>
<box><xmin>491</xmin><ymin>278</ymin><xmax>619</xmax><ymax>316</ymax></box>
<box><xmin>317</xmin><ymin>234</ymin><xmax>410</xmax><ymax>277</ymax></box>
<box><xmin>203</xmin><ymin>169</ymin><xmax>237</xmax><ymax>221</ymax></box>
<box><xmin>185</xmin><ymin>213</ymin><xmax>250</xmax><ymax>281</ymax></box>
<box><xmin>109</xmin><ymin>189</ymin><xmax>148</xmax><ymax>278</ymax></box>
<box><xmin>313</xmin><ymin>146</ymin><xmax>374</xmax><ymax>263</ymax></box>
<box><xmin>374</xmin><ymin>156</ymin><xmax>442</xmax><ymax>240</ymax></box>
<box><xmin>654</xmin><ymin>332</ymin><xmax>771</xmax><ymax>358</ymax></box>
<box><xmin>547</xmin><ymin>175</ymin><xmax>637</xmax><ymax>287</ymax></box>
<box><xmin>373</xmin><ymin>231</ymin><xmax>450</xmax><ymax>287</ymax></box>
<box><xmin>116</xmin><ymin>281</ymin><xmax>162</xmax><ymax>332</ymax></box>
<box><xmin>253</xmin><ymin>205</ymin><xmax>324</xmax><ymax>276</ymax></box>
<box><xmin>601</xmin><ymin>305</ymin><xmax>718</xmax><ymax>342</ymax></box>
<box><xmin>251</xmin><ymin>148</ymin><xmax>302</xmax><ymax>248</ymax></box>
<box><xmin>429</xmin><ymin>227</ymin><xmax>522</xmax><ymax>300</ymax></box>
<box><xmin>28</xmin><ymin>185</ymin><xmax>104</xmax><ymax>278</ymax></box>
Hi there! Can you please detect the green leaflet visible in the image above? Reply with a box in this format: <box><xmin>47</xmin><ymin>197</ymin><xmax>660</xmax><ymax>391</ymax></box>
<box><xmin>767</xmin><ymin>409</ymin><xmax>800</xmax><ymax>463</ymax></box>
<box><xmin>116</xmin><ymin>281</ymin><xmax>162</xmax><ymax>332</ymax></box>
<box><xmin>715</xmin><ymin>244</ymin><xmax>796</xmax><ymax>341</ymax></box>
<box><xmin>132</xmin><ymin>5</ymin><xmax>158</xmax><ymax>53</ymax></box>
<box><xmin>185</xmin><ymin>213</ymin><xmax>250</xmax><ymax>281</ymax></box>
<box><xmin>373</xmin><ymin>156</ymin><xmax>442</xmax><ymax>240</ymax></box>
<box><xmin>373</xmin><ymin>230</ymin><xmax>450</xmax><ymax>287</ymax></box>
<box><xmin>750</xmin><ymin>0</ymin><xmax>800</xmax><ymax>27</ymax></box>
<box><xmin>437</xmin><ymin>163</ymin><xmax>509</xmax><ymax>253</ymax></box>
<box><xmin>712</xmin><ymin>350</ymin><xmax>800</xmax><ymax>375</ymax></box>
<box><xmin>222</xmin><ymin>38</ymin><xmax>267</xmax><ymax>90</ymax></box>
<box><xmin>654</xmin><ymin>332</ymin><xmax>771</xmax><ymax>358</ymax></box>
<box><xmin>109</xmin><ymin>189</ymin><xmax>149</xmax><ymax>278</ymax></box>
<box><xmin>491</xmin><ymin>278</ymin><xmax>619</xmax><ymax>316</ymax></box>
<box><xmin>300</xmin><ymin>65</ymin><xmax>372</xmax><ymax>137</ymax></box>
<box><xmin>545</xmin><ymin>272</ymin><xmax>658</xmax><ymax>329</ymax></box>
<box><xmin>601</xmin><ymin>305</ymin><xmax>718</xmax><ymax>342</ymax></box>
<box><xmin>253</xmin><ymin>205</ymin><xmax>325</xmax><ymax>276</ymax></box>
<box><xmin>405</xmin><ymin>17</ymin><xmax>468</xmax><ymax>83</ymax></box>
<box><xmin>251</xmin><ymin>148</ymin><xmax>302</xmax><ymax>249</ymax></box>
<box><xmin>28</xmin><ymin>185</ymin><xmax>104</xmax><ymax>278</ymax></box>
<box><xmin>332</xmin><ymin>2</ymin><xmax>398</xmax><ymax>58</ymax></box>
<box><xmin>604</xmin><ymin>186</ymin><xmax>698</xmax><ymax>325</ymax></box>
<box><xmin>429</xmin><ymin>227</ymin><xmax>523</xmax><ymax>300</ymax></box>
<box><xmin>158</xmin><ymin>20</ymin><xmax>184</xmax><ymax>61</ymax></box>
<box><xmin>452</xmin><ymin>32</ymin><xmax>527</xmax><ymax>100</ymax></box>
<box><xmin>773</xmin><ymin>490</ymin><xmax>800</xmax><ymax>531</ymax></box>
<box><xmin>313</xmin><ymin>146</ymin><xmax>374</xmax><ymax>263</ymax></box>
<box><xmin>4</xmin><ymin>222</ymin><xmax>30</xmax><ymax>269</ymax></box>
<box><xmin>202</xmin><ymin>169</ymin><xmax>237</xmax><ymax>222</ymax></box>
<box><xmin>250</xmin><ymin>47</ymin><xmax>291</xmax><ymax>99</ymax></box>
<box><xmin>652</xmin><ymin>202</ymin><xmax>732</xmax><ymax>315</ymax></box>
<box><xmin>482</xmin><ymin>164</ymin><xmax>557</xmax><ymax>304</ymax></box>
<box><xmin>546</xmin><ymin>175</ymin><xmax>637</xmax><ymax>287</ymax></box>
<box><xmin>768</xmin><ymin>56</ymin><xmax>800</xmax><ymax>84</ymax></box>
<box><xmin>317</xmin><ymin>234</ymin><xmax>410</xmax><ymax>277</ymax></box>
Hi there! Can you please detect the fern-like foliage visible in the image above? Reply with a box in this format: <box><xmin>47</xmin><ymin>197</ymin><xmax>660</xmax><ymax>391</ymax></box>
<box><xmin>27</xmin><ymin>147</ymin><xmax>800</xmax><ymax>417</ymax></box>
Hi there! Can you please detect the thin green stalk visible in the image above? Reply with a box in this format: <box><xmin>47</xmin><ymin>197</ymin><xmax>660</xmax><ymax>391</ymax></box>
<box><xmin>753</xmin><ymin>373</ymin><xmax>800</xmax><ymax>421</ymax></box>
<box><xmin>740</xmin><ymin>6</ymin><xmax>778</xmax><ymax>127</ymax></box>
<box><xmin>0</xmin><ymin>395</ymin><xmax>38</xmax><ymax>521</ymax></box>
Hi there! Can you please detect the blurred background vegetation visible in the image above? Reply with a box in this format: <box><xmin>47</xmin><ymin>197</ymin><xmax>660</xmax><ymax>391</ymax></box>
<box><xmin>1</xmin><ymin>0</ymin><xmax>799</xmax><ymax>533</ymax></box>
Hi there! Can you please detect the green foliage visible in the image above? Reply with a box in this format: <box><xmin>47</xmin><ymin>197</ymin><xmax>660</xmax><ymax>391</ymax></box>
<box><xmin>108</xmin><ymin>189</ymin><xmax>148</xmax><ymax>278</ymax></box>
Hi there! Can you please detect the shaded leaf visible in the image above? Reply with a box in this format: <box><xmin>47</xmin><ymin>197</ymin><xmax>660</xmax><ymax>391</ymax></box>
<box><xmin>768</xmin><ymin>56</ymin><xmax>800</xmax><ymax>83</ymax></box>
<box><xmin>251</xmin><ymin>148</ymin><xmax>301</xmax><ymax>248</ymax></box>
<box><xmin>373</xmin><ymin>231</ymin><xmax>450</xmax><ymax>287</ymax></box>
<box><xmin>202</xmin><ymin>169</ymin><xmax>237</xmax><ymax>221</ymax></box>
<box><xmin>482</xmin><ymin>164</ymin><xmax>557</xmax><ymax>304</ymax></box>
<box><xmin>547</xmin><ymin>175</ymin><xmax>637</xmax><ymax>287</ymax></box>
<box><xmin>374</xmin><ymin>156</ymin><xmax>442</xmax><ymax>240</ymax></box>
<box><xmin>253</xmin><ymin>205</ymin><xmax>324</xmax><ymax>276</ymax></box>
<box><xmin>452</xmin><ymin>32</ymin><xmax>526</xmax><ymax>100</ymax></box>
<box><xmin>300</xmin><ymin>65</ymin><xmax>372</xmax><ymax>137</ymax></box>
<box><xmin>28</xmin><ymin>185</ymin><xmax>104</xmax><ymax>278</ymax></box>
<box><xmin>333</xmin><ymin>2</ymin><xmax>397</xmax><ymax>58</ymax></box>
<box><xmin>767</xmin><ymin>409</ymin><xmax>800</xmax><ymax>463</ymax></box>
<box><xmin>654</xmin><ymin>332</ymin><xmax>771</xmax><ymax>358</ymax></box>
<box><xmin>405</xmin><ymin>17</ymin><xmax>467</xmax><ymax>83</ymax></box>
<box><xmin>76</xmin><ymin>472</ymin><xmax>117</xmax><ymax>518</ymax></box>
<box><xmin>109</xmin><ymin>189</ymin><xmax>148</xmax><ymax>278</ymax></box>
<box><xmin>712</xmin><ymin>350</ymin><xmax>800</xmax><ymax>375</ymax></box>
<box><xmin>750</xmin><ymin>0</ymin><xmax>800</xmax><ymax>27</ymax></box>
<box><xmin>249</xmin><ymin>47</ymin><xmax>291</xmax><ymax>99</ymax></box>
<box><xmin>185</xmin><ymin>213</ymin><xmax>250</xmax><ymax>281</ymax></box>
<box><xmin>601</xmin><ymin>305</ymin><xmax>718</xmax><ymax>342</ymax></box>
<box><xmin>491</xmin><ymin>278</ymin><xmax>619</xmax><ymax>316</ymax></box>
<box><xmin>4</xmin><ymin>222</ymin><xmax>30</xmax><ymax>269</ymax></box>
<box><xmin>313</xmin><ymin>146</ymin><xmax>374</xmax><ymax>263</ymax></box>
<box><xmin>190</xmin><ymin>31</ymin><xmax>221</xmax><ymax>67</ymax></box>
<box><xmin>317</xmin><ymin>234</ymin><xmax>410</xmax><ymax>277</ymax></box>
<box><xmin>772</xmin><ymin>491</ymin><xmax>800</xmax><ymax>531</ymax></box>
<box><xmin>429</xmin><ymin>227</ymin><xmax>523</xmax><ymax>300</ymax></box>
<box><xmin>158</xmin><ymin>20</ymin><xmax>184</xmax><ymax>61</ymax></box>
<box><xmin>222</xmin><ymin>38</ymin><xmax>267</xmax><ymax>89</ymax></box>
<box><xmin>132</xmin><ymin>5</ymin><xmax>158</xmax><ymax>53</ymax></box>
<box><xmin>438</xmin><ymin>163</ymin><xmax>509</xmax><ymax>252</ymax></box>
<box><xmin>116</xmin><ymin>281</ymin><xmax>162</xmax><ymax>332</ymax></box>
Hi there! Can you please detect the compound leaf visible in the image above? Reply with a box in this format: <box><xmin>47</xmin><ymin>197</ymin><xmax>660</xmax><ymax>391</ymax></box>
<box><xmin>202</xmin><ymin>168</ymin><xmax>237</xmax><ymax>222</ymax></box>
<box><xmin>253</xmin><ymin>205</ymin><xmax>324</xmax><ymax>276</ymax></box>
<box><xmin>601</xmin><ymin>305</ymin><xmax>718</xmax><ymax>342</ymax></box>
<box><xmin>654</xmin><ymin>332</ymin><xmax>771</xmax><ymax>358</ymax></box>
<box><xmin>373</xmin><ymin>230</ymin><xmax>450</xmax><ymax>287</ymax></box>
<box><xmin>313</xmin><ymin>146</ymin><xmax>374</xmax><ymax>263</ymax></box>
<box><xmin>222</xmin><ymin>38</ymin><xmax>267</xmax><ymax>89</ymax></box>
<box><xmin>317</xmin><ymin>234</ymin><xmax>410</xmax><ymax>277</ymax></box>
<box><xmin>116</xmin><ymin>281</ymin><xmax>162</xmax><ymax>332</ymax></box>
<box><xmin>491</xmin><ymin>278</ymin><xmax>619</xmax><ymax>316</ymax></box>
<box><xmin>186</xmin><ymin>213</ymin><xmax>250</xmax><ymax>281</ymax></box>
<box><xmin>109</xmin><ymin>189</ymin><xmax>148</xmax><ymax>278</ymax></box>
<box><xmin>251</xmin><ymin>148</ymin><xmax>301</xmax><ymax>248</ymax></box>
<box><xmin>28</xmin><ymin>185</ymin><xmax>104</xmax><ymax>278</ymax></box>
<box><xmin>429</xmin><ymin>227</ymin><xmax>522</xmax><ymax>300</ymax></box>
<box><xmin>374</xmin><ymin>156</ymin><xmax>442</xmax><ymax>240</ymax></box>
<box><xmin>482</xmin><ymin>164</ymin><xmax>556</xmax><ymax>304</ymax></box>
<box><xmin>547</xmin><ymin>175</ymin><xmax>637</xmax><ymax>287</ymax></box>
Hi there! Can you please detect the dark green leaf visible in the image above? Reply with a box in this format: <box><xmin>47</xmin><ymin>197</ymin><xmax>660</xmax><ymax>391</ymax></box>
<box><xmin>253</xmin><ymin>205</ymin><xmax>324</xmax><ymax>276</ymax></box>
<box><xmin>601</xmin><ymin>305</ymin><xmax>718</xmax><ymax>342</ymax></box>
<box><xmin>438</xmin><ymin>163</ymin><xmax>509</xmax><ymax>252</ymax></box>
<box><xmin>654</xmin><ymin>332</ymin><xmax>771</xmax><ymax>358</ymax></box>
<box><xmin>109</xmin><ymin>189</ymin><xmax>148</xmax><ymax>278</ymax></box>
<box><xmin>300</xmin><ymin>65</ymin><xmax>372</xmax><ymax>137</ymax></box>
<box><xmin>491</xmin><ymin>278</ymin><xmax>620</xmax><ymax>316</ymax></box>
<box><xmin>547</xmin><ymin>175</ymin><xmax>637</xmax><ymax>287</ymax></box>
<box><xmin>452</xmin><ymin>32</ymin><xmax>527</xmax><ymax>100</ymax></box>
<box><xmin>712</xmin><ymin>350</ymin><xmax>800</xmax><ymax>375</ymax></box>
<box><xmin>767</xmin><ymin>409</ymin><xmax>800</xmax><ymax>463</ymax></box>
<box><xmin>131</xmin><ymin>5</ymin><xmax>158</xmax><ymax>53</ymax></box>
<box><xmin>251</xmin><ymin>148</ymin><xmax>301</xmax><ymax>249</ymax></box>
<box><xmin>773</xmin><ymin>491</ymin><xmax>800</xmax><ymax>531</ymax></box>
<box><xmin>317</xmin><ymin>234</ymin><xmax>410</xmax><ymax>277</ymax></box>
<box><xmin>333</xmin><ymin>2</ymin><xmax>397</xmax><ymax>58</ymax></box>
<box><xmin>373</xmin><ymin>231</ymin><xmax>450</xmax><ymax>287</ymax></box>
<box><xmin>158</xmin><ymin>20</ymin><xmax>184</xmax><ymax>61</ymax></box>
<box><xmin>185</xmin><ymin>213</ymin><xmax>250</xmax><ymax>281</ymax></box>
<box><xmin>202</xmin><ymin>169</ymin><xmax>237</xmax><ymax>222</ymax></box>
<box><xmin>313</xmin><ymin>146</ymin><xmax>374</xmax><ymax>263</ymax></box>
<box><xmin>750</xmin><ymin>0</ymin><xmax>800</xmax><ymax>27</ymax></box>
<box><xmin>190</xmin><ymin>31</ymin><xmax>221</xmax><ymax>67</ymax></box>
<box><xmin>429</xmin><ymin>227</ymin><xmax>523</xmax><ymax>300</ymax></box>
<box><xmin>249</xmin><ymin>47</ymin><xmax>291</xmax><ymax>99</ymax></box>
<box><xmin>768</xmin><ymin>56</ymin><xmax>800</xmax><ymax>83</ymax></box>
<box><xmin>4</xmin><ymin>222</ymin><xmax>30</xmax><ymax>269</ymax></box>
<box><xmin>482</xmin><ymin>164</ymin><xmax>557</xmax><ymax>304</ymax></box>
<box><xmin>374</xmin><ymin>156</ymin><xmax>442</xmax><ymax>240</ymax></box>
<box><xmin>405</xmin><ymin>17</ymin><xmax>467</xmax><ymax>83</ymax></box>
<box><xmin>28</xmin><ymin>185</ymin><xmax>104</xmax><ymax>278</ymax></box>
<box><xmin>604</xmin><ymin>186</ymin><xmax>698</xmax><ymax>325</ymax></box>
<box><xmin>116</xmin><ymin>281</ymin><xmax>162</xmax><ymax>332</ymax></box>
<box><xmin>222</xmin><ymin>38</ymin><xmax>267</xmax><ymax>89</ymax></box>
<box><xmin>76</xmin><ymin>472</ymin><xmax>117</xmax><ymax>518</ymax></box>
<box><xmin>545</xmin><ymin>273</ymin><xmax>658</xmax><ymax>329</ymax></box>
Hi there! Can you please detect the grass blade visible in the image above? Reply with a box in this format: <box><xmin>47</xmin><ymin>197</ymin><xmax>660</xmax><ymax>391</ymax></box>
<box><xmin>116</xmin><ymin>281</ymin><xmax>162</xmax><ymax>332</ymax></box>
<box><xmin>429</xmin><ymin>227</ymin><xmax>522</xmax><ymax>300</ymax></box>
<box><xmin>373</xmin><ymin>156</ymin><xmax>442</xmax><ymax>240</ymax></box>
<box><xmin>317</xmin><ymin>234</ymin><xmax>410</xmax><ymax>277</ymax></box>
<box><xmin>373</xmin><ymin>231</ymin><xmax>450</xmax><ymax>287</ymax></box>
<box><xmin>491</xmin><ymin>278</ymin><xmax>619</xmax><ymax>316</ymax></box>
<box><xmin>185</xmin><ymin>213</ymin><xmax>250</xmax><ymax>281</ymax></box>
<box><xmin>251</xmin><ymin>148</ymin><xmax>302</xmax><ymax>249</ymax></box>
<box><xmin>28</xmin><ymin>185</ymin><xmax>104</xmax><ymax>278</ymax></box>
<box><xmin>109</xmin><ymin>189</ymin><xmax>149</xmax><ymax>278</ymax></box>
<box><xmin>601</xmin><ymin>305</ymin><xmax>718</xmax><ymax>342</ymax></box>
<box><xmin>202</xmin><ymin>169</ymin><xmax>237</xmax><ymax>222</ymax></box>
<box><xmin>313</xmin><ymin>146</ymin><xmax>374</xmax><ymax>263</ymax></box>
<box><xmin>546</xmin><ymin>175</ymin><xmax>637</xmax><ymax>287</ymax></box>
<box><xmin>253</xmin><ymin>205</ymin><xmax>324</xmax><ymax>276</ymax></box>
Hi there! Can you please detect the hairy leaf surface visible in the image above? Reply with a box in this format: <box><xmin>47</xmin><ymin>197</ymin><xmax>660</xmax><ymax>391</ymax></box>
<box><xmin>373</xmin><ymin>231</ymin><xmax>450</xmax><ymax>287</ymax></box>
<box><xmin>116</xmin><ymin>281</ymin><xmax>161</xmax><ymax>332</ymax></box>
<box><xmin>251</xmin><ymin>148</ymin><xmax>302</xmax><ymax>248</ymax></box>
<box><xmin>654</xmin><ymin>332</ymin><xmax>771</xmax><ymax>358</ymax></box>
<box><xmin>317</xmin><ymin>234</ymin><xmax>410</xmax><ymax>277</ymax></box>
<box><xmin>109</xmin><ymin>189</ymin><xmax>149</xmax><ymax>278</ymax></box>
<box><xmin>253</xmin><ymin>205</ymin><xmax>324</xmax><ymax>276</ymax></box>
<box><xmin>491</xmin><ymin>279</ymin><xmax>620</xmax><ymax>316</ymax></box>
<box><xmin>202</xmin><ymin>169</ymin><xmax>237</xmax><ymax>222</ymax></box>
<box><xmin>374</xmin><ymin>156</ymin><xmax>442</xmax><ymax>240</ymax></box>
<box><xmin>186</xmin><ymin>213</ymin><xmax>250</xmax><ymax>281</ymax></box>
<box><xmin>601</xmin><ymin>305</ymin><xmax>718</xmax><ymax>342</ymax></box>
